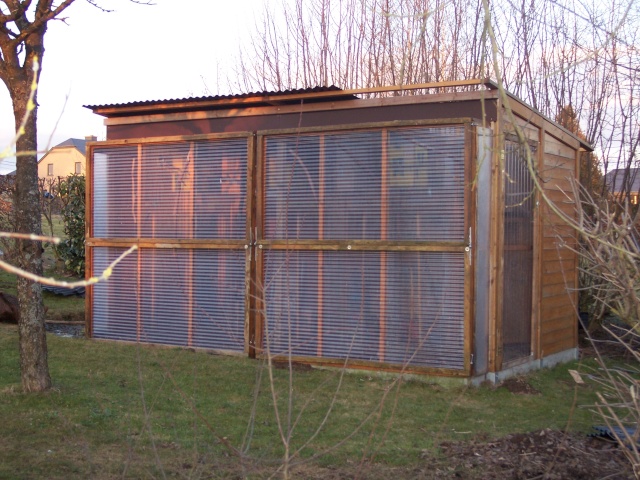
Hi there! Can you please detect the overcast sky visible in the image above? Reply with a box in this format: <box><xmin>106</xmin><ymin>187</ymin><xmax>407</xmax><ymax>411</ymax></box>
<box><xmin>0</xmin><ymin>0</ymin><xmax>264</xmax><ymax>173</ymax></box>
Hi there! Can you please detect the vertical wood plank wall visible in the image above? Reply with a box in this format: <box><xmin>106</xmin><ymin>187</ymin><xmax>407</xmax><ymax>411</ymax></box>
<box><xmin>539</xmin><ymin>133</ymin><xmax>578</xmax><ymax>356</ymax></box>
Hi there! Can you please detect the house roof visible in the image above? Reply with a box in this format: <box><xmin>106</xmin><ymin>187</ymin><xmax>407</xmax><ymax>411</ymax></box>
<box><xmin>85</xmin><ymin>85</ymin><xmax>358</xmax><ymax>118</ymax></box>
<box><xmin>37</xmin><ymin>138</ymin><xmax>87</xmax><ymax>165</ymax></box>
<box><xmin>604</xmin><ymin>168</ymin><xmax>640</xmax><ymax>194</ymax></box>
<box><xmin>52</xmin><ymin>138</ymin><xmax>87</xmax><ymax>155</ymax></box>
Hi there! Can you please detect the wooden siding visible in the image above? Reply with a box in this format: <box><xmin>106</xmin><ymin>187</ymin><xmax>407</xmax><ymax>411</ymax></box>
<box><xmin>539</xmin><ymin>134</ymin><xmax>578</xmax><ymax>357</ymax></box>
<box><xmin>105</xmin><ymin>100</ymin><xmax>497</xmax><ymax>141</ymax></box>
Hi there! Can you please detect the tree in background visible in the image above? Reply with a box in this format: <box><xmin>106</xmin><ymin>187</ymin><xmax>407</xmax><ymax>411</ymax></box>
<box><xmin>555</xmin><ymin>105</ymin><xmax>604</xmax><ymax>199</ymax></box>
<box><xmin>237</xmin><ymin>0</ymin><xmax>638</xmax><ymax>183</ymax></box>
<box><xmin>55</xmin><ymin>174</ymin><xmax>85</xmax><ymax>277</ymax></box>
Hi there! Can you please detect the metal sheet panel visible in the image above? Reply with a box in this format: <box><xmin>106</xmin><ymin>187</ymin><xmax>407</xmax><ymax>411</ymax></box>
<box><xmin>474</xmin><ymin>127</ymin><xmax>493</xmax><ymax>374</ymax></box>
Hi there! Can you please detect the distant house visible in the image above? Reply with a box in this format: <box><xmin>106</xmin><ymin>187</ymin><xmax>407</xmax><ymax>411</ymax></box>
<box><xmin>604</xmin><ymin>168</ymin><xmax>640</xmax><ymax>205</ymax></box>
<box><xmin>37</xmin><ymin>136</ymin><xmax>96</xmax><ymax>179</ymax></box>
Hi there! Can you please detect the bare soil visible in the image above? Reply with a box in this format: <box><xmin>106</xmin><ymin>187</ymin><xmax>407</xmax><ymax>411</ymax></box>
<box><xmin>283</xmin><ymin>428</ymin><xmax>633</xmax><ymax>480</ymax></box>
<box><xmin>45</xmin><ymin>321</ymin><xmax>84</xmax><ymax>337</ymax></box>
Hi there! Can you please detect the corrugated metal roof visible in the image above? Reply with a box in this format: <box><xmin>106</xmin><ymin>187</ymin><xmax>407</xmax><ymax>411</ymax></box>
<box><xmin>85</xmin><ymin>86</ymin><xmax>357</xmax><ymax>117</ymax></box>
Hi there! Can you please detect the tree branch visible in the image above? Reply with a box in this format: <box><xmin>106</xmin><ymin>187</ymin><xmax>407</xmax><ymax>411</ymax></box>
<box><xmin>9</xmin><ymin>0</ymin><xmax>76</xmax><ymax>47</ymax></box>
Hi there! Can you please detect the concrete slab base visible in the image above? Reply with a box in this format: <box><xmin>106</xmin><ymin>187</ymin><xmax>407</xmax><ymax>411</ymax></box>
<box><xmin>469</xmin><ymin>348</ymin><xmax>579</xmax><ymax>386</ymax></box>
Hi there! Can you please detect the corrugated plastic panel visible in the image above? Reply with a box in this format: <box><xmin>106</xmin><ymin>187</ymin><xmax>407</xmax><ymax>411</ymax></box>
<box><xmin>263</xmin><ymin>250</ymin><xmax>465</xmax><ymax>369</ymax></box>
<box><xmin>92</xmin><ymin>247</ymin><xmax>138</xmax><ymax>342</ymax></box>
<box><xmin>387</xmin><ymin>127</ymin><xmax>466</xmax><ymax>241</ymax></box>
<box><xmin>93</xmin><ymin>146</ymin><xmax>138</xmax><ymax>238</ymax></box>
<box><xmin>92</xmin><ymin>139</ymin><xmax>247</xmax><ymax>239</ymax></box>
<box><xmin>92</xmin><ymin>247</ymin><xmax>246</xmax><ymax>351</ymax></box>
<box><xmin>264</xmin><ymin>126</ymin><xmax>465</xmax><ymax>241</ymax></box>
<box><xmin>384</xmin><ymin>251</ymin><xmax>465</xmax><ymax>368</ymax></box>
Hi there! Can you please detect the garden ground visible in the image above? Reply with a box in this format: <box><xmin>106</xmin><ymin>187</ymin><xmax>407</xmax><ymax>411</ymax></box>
<box><xmin>0</xmin><ymin>319</ymin><xmax>635</xmax><ymax>479</ymax></box>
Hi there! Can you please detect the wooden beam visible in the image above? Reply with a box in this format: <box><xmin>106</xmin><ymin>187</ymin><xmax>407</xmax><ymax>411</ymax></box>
<box><xmin>317</xmin><ymin>135</ymin><xmax>325</xmax><ymax>357</ymax></box>
<box><xmin>101</xmin><ymin>92</ymin><xmax>492</xmax><ymax>126</ymax></box>
<box><xmin>246</xmin><ymin>134</ymin><xmax>256</xmax><ymax>357</ymax></box>
<box><xmin>259</xmin><ymin>239</ymin><xmax>467</xmax><ymax>251</ymax></box>
<box><xmin>136</xmin><ymin>144</ymin><xmax>142</xmax><ymax>343</ymax></box>
<box><xmin>85</xmin><ymin>144</ymin><xmax>94</xmax><ymax>338</ymax></box>
<box><xmin>379</xmin><ymin>130</ymin><xmax>388</xmax><ymax>362</ymax></box>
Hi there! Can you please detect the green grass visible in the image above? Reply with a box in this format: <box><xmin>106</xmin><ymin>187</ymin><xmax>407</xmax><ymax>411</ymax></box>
<box><xmin>0</xmin><ymin>323</ymin><xmax>602</xmax><ymax>479</ymax></box>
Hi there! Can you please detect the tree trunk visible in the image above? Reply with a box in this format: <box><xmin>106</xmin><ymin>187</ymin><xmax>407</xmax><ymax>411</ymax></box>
<box><xmin>13</xmin><ymin>78</ymin><xmax>51</xmax><ymax>393</ymax></box>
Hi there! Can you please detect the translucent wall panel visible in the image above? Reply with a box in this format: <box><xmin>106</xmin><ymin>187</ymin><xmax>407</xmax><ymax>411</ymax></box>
<box><xmin>193</xmin><ymin>141</ymin><xmax>247</xmax><ymax>239</ymax></box>
<box><xmin>264</xmin><ymin>126</ymin><xmax>465</xmax><ymax>241</ymax></box>
<box><xmin>92</xmin><ymin>139</ymin><xmax>247</xmax><ymax>239</ymax></box>
<box><xmin>264</xmin><ymin>135</ymin><xmax>321</xmax><ymax>239</ymax></box>
<box><xmin>322</xmin><ymin>133</ymin><xmax>383</xmax><ymax>239</ymax></box>
<box><xmin>384</xmin><ymin>252</ymin><xmax>465</xmax><ymax>368</ymax></box>
<box><xmin>93</xmin><ymin>247</ymin><xmax>246</xmax><ymax>352</ymax></box>
<box><xmin>265</xmin><ymin>132</ymin><xmax>383</xmax><ymax>240</ymax></box>
<box><xmin>92</xmin><ymin>247</ymin><xmax>138</xmax><ymax>342</ymax></box>
<box><xmin>387</xmin><ymin>127</ymin><xmax>466</xmax><ymax>241</ymax></box>
<box><xmin>191</xmin><ymin>249</ymin><xmax>246</xmax><ymax>350</ymax></box>
<box><xmin>263</xmin><ymin>250</ymin><xmax>465</xmax><ymax>370</ymax></box>
<box><xmin>93</xmin><ymin>146</ymin><xmax>138</xmax><ymax>238</ymax></box>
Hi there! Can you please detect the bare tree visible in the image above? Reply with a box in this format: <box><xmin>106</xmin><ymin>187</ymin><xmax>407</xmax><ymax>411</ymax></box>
<box><xmin>0</xmin><ymin>0</ymin><xmax>78</xmax><ymax>392</ymax></box>
<box><xmin>0</xmin><ymin>0</ymin><xmax>146</xmax><ymax>392</ymax></box>
<box><xmin>236</xmin><ymin>0</ymin><xmax>638</xmax><ymax>186</ymax></box>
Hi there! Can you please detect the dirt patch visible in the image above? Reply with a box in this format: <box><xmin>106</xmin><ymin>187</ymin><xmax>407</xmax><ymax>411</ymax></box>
<box><xmin>274</xmin><ymin>430</ymin><xmax>633</xmax><ymax>479</ymax></box>
<box><xmin>428</xmin><ymin>428</ymin><xmax>632</xmax><ymax>479</ymax></box>
<box><xmin>499</xmin><ymin>376</ymin><xmax>541</xmax><ymax>395</ymax></box>
<box><xmin>45</xmin><ymin>322</ymin><xmax>84</xmax><ymax>338</ymax></box>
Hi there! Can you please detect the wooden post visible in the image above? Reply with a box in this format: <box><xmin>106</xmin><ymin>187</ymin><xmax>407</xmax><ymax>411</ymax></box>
<box><xmin>246</xmin><ymin>134</ymin><xmax>256</xmax><ymax>356</ymax></box>
<box><xmin>85</xmin><ymin>143</ymin><xmax>94</xmax><ymax>338</ymax></box>
<box><xmin>136</xmin><ymin>144</ymin><xmax>143</xmax><ymax>342</ymax></box>
<box><xmin>379</xmin><ymin>130</ymin><xmax>388</xmax><ymax>362</ymax></box>
<box><xmin>186</xmin><ymin>142</ymin><xmax>195</xmax><ymax>347</ymax></box>
<box><xmin>317</xmin><ymin>135</ymin><xmax>325</xmax><ymax>357</ymax></box>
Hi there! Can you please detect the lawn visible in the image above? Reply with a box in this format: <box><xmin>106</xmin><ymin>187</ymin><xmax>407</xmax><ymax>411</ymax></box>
<box><xmin>0</xmin><ymin>320</ymin><xmax>603</xmax><ymax>479</ymax></box>
<box><xmin>0</xmin><ymin>214</ymin><xmax>622</xmax><ymax>478</ymax></box>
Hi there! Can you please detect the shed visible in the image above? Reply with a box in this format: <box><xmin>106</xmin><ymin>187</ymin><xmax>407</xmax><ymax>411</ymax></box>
<box><xmin>604</xmin><ymin>167</ymin><xmax>640</xmax><ymax>206</ymax></box>
<box><xmin>84</xmin><ymin>80</ymin><xmax>590</xmax><ymax>382</ymax></box>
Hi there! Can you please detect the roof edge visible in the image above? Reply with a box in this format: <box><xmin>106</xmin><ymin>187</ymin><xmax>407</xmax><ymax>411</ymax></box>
<box><xmin>84</xmin><ymin>80</ymin><xmax>496</xmax><ymax>118</ymax></box>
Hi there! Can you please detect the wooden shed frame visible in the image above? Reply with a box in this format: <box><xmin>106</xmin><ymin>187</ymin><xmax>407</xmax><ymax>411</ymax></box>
<box><xmin>85</xmin><ymin>80</ymin><xmax>590</xmax><ymax>381</ymax></box>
